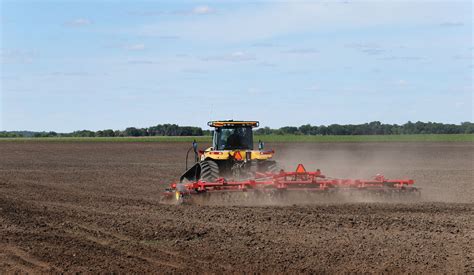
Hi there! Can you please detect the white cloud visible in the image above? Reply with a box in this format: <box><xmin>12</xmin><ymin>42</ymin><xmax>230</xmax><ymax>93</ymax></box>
<box><xmin>126</xmin><ymin>59</ymin><xmax>159</xmax><ymax>65</ymax></box>
<box><xmin>47</xmin><ymin>72</ymin><xmax>93</xmax><ymax>77</ymax></box>
<box><xmin>378</xmin><ymin>56</ymin><xmax>424</xmax><ymax>61</ymax></box>
<box><xmin>439</xmin><ymin>21</ymin><xmax>464</xmax><ymax>27</ymax></box>
<box><xmin>283</xmin><ymin>48</ymin><xmax>319</xmax><ymax>55</ymax></box>
<box><xmin>0</xmin><ymin>49</ymin><xmax>36</xmax><ymax>64</ymax></box>
<box><xmin>192</xmin><ymin>6</ymin><xmax>214</xmax><ymax>15</ymax></box>
<box><xmin>124</xmin><ymin>44</ymin><xmax>146</xmax><ymax>51</ymax></box>
<box><xmin>251</xmin><ymin>42</ymin><xmax>277</xmax><ymax>48</ymax></box>
<box><xmin>180</xmin><ymin>68</ymin><xmax>206</xmax><ymax>74</ymax></box>
<box><xmin>346</xmin><ymin>43</ymin><xmax>385</xmax><ymax>55</ymax></box>
<box><xmin>258</xmin><ymin>62</ymin><xmax>277</xmax><ymax>67</ymax></box>
<box><xmin>129</xmin><ymin>6</ymin><xmax>214</xmax><ymax>17</ymax></box>
<box><xmin>157</xmin><ymin>35</ymin><xmax>180</xmax><ymax>40</ymax></box>
<box><xmin>453</xmin><ymin>54</ymin><xmax>473</xmax><ymax>60</ymax></box>
<box><xmin>203</xmin><ymin>51</ymin><xmax>255</xmax><ymax>62</ymax></box>
<box><xmin>170</xmin><ymin>5</ymin><xmax>215</xmax><ymax>16</ymax></box>
<box><xmin>247</xmin><ymin>88</ymin><xmax>265</xmax><ymax>95</ymax></box>
<box><xmin>128</xmin><ymin>11</ymin><xmax>165</xmax><ymax>17</ymax></box>
<box><xmin>397</xmin><ymin>80</ymin><xmax>408</xmax><ymax>86</ymax></box>
<box><xmin>65</xmin><ymin>18</ymin><xmax>92</xmax><ymax>27</ymax></box>
<box><xmin>306</xmin><ymin>85</ymin><xmax>321</xmax><ymax>92</ymax></box>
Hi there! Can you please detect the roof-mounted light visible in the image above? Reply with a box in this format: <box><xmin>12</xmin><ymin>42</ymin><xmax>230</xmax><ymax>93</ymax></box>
<box><xmin>207</xmin><ymin>120</ymin><xmax>259</xmax><ymax>128</ymax></box>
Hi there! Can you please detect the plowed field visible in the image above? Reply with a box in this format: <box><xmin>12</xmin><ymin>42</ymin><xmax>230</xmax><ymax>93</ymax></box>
<box><xmin>0</xmin><ymin>142</ymin><xmax>472</xmax><ymax>273</ymax></box>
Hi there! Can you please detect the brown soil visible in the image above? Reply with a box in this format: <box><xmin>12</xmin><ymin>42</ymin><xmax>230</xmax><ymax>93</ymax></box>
<box><xmin>0</xmin><ymin>142</ymin><xmax>472</xmax><ymax>273</ymax></box>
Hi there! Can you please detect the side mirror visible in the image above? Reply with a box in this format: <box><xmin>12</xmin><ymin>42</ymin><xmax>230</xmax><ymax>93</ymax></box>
<box><xmin>258</xmin><ymin>140</ymin><xmax>264</xmax><ymax>150</ymax></box>
<box><xmin>192</xmin><ymin>140</ymin><xmax>198</xmax><ymax>153</ymax></box>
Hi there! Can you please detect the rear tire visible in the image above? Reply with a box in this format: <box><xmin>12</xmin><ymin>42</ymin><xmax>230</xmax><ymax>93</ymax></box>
<box><xmin>200</xmin><ymin>160</ymin><xmax>220</xmax><ymax>182</ymax></box>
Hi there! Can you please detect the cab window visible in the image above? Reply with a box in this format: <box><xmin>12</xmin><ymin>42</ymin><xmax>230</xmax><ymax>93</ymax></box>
<box><xmin>214</xmin><ymin>127</ymin><xmax>253</xmax><ymax>150</ymax></box>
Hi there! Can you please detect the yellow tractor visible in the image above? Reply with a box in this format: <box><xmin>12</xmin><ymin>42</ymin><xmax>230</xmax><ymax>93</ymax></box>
<box><xmin>180</xmin><ymin>120</ymin><xmax>279</xmax><ymax>183</ymax></box>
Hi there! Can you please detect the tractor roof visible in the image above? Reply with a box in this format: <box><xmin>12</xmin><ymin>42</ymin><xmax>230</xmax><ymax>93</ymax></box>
<box><xmin>208</xmin><ymin>120</ymin><xmax>259</xmax><ymax>128</ymax></box>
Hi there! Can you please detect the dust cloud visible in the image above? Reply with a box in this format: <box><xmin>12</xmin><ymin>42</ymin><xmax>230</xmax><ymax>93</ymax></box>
<box><xmin>268</xmin><ymin>142</ymin><xmax>473</xmax><ymax>204</ymax></box>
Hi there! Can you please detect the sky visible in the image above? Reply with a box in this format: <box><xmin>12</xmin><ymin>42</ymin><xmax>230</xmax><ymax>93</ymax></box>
<box><xmin>0</xmin><ymin>0</ymin><xmax>472</xmax><ymax>132</ymax></box>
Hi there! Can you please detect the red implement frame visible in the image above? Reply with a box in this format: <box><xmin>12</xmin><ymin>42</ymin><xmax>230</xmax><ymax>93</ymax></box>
<box><xmin>164</xmin><ymin>164</ymin><xmax>418</xmax><ymax>198</ymax></box>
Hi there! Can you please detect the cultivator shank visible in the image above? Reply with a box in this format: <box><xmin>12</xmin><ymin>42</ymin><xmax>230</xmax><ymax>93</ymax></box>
<box><xmin>163</xmin><ymin>164</ymin><xmax>419</xmax><ymax>204</ymax></box>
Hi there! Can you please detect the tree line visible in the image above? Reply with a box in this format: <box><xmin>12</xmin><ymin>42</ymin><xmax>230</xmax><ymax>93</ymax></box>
<box><xmin>0</xmin><ymin>124</ymin><xmax>203</xmax><ymax>138</ymax></box>
<box><xmin>60</xmin><ymin>124</ymin><xmax>204</xmax><ymax>137</ymax></box>
<box><xmin>255</xmin><ymin>121</ymin><xmax>474</xmax><ymax>135</ymax></box>
<box><xmin>0</xmin><ymin>121</ymin><xmax>473</xmax><ymax>138</ymax></box>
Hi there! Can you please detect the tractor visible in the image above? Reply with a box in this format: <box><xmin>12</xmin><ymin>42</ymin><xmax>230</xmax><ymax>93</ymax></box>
<box><xmin>180</xmin><ymin>120</ymin><xmax>279</xmax><ymax>183</ymax></box>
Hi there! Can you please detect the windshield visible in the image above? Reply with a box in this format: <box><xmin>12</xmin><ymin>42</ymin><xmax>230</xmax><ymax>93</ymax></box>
<box><xmin>213</xmin><ymin>127</ymin><xmax>253</xmax><ymax>150</ymax></box>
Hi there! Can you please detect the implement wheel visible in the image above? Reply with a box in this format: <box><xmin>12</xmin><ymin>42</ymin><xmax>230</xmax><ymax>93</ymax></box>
<box><xmin>175</xmin><ymin>191</ymin><xmax>184</xmax><ymax>205</ymax></box>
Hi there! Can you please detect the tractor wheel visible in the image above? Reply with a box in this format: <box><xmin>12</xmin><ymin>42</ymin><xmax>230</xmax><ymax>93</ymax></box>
<box><xmin>200</xmin><ymin>160</ymin><xmax>220</xmax><ymax>182</ymax></box>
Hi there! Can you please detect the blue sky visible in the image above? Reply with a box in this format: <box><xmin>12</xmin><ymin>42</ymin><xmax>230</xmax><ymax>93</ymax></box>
<box><xmin>1</xmin><ymin>0</ymin><xmax>472</xmax><ymax>132</ymax></box>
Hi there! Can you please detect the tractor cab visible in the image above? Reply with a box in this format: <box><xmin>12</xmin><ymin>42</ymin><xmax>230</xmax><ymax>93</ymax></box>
<box><xmin>209</xmin><ymin>121</ymin><xmax>258</xmax><ymax>150</ymax></box>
